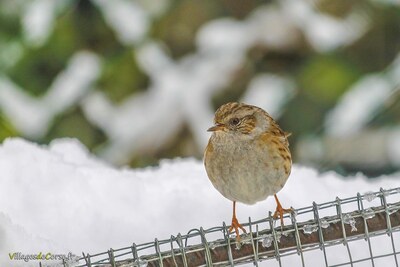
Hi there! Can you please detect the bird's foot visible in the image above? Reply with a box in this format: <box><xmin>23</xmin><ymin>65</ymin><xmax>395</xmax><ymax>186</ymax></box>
<box><xmin>228</xmin><ymin>216</ymin><xmax>247</xmax><ymax>242</ymax></box>
<box><xmin>272</xmin><ymin>203</ymin><xmax>292</xmax><ymax>226</ymax></box>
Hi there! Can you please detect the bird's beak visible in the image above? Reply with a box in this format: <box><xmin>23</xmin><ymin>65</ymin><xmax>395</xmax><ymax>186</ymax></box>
<box><xmin>207</xmin><ymin>123</ymin><xmax>225</xmax><ymax>132</ymax></box>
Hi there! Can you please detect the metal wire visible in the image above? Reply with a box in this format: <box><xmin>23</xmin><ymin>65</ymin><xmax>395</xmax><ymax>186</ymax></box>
<box><xmin>65</xmin><ymin>187</ymin><xmax>400</xmax><ymax>267</ymax></box>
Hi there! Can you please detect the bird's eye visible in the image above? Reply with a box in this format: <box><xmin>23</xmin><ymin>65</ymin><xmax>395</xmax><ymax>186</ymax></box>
<box><xmin>230</xmin><ymin>118</ymin><xmax>240</xmax><ymax>126</ymax></box>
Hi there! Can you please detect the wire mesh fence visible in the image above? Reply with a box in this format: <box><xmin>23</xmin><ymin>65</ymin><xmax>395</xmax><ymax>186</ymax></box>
<box><xmin>63</xmin><ymin>187</ymin><xmax>400</xmax><ymax>267</ymax></box>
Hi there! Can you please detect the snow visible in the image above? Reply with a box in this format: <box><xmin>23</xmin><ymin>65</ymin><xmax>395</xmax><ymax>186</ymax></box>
<box><xmin>22</xmin><ymin>0</ymin><xmax>57</xmax><ymax>47</ymax></box>
<box><xmin>372</xmin><ymin>0</ymin><xmax>400</xmax><ymax>6</ymax></box>
<box><xmin>325</xmin><ymin>74</ymin><xmax>391</xmax><ymax>137</ymax></box>
<box><xmin>387</xmin><ymin>127</ymin><xmax>400</xmax><ymax>167</ymax></box>
<box><xmin>21</xmin><ymin>0</ymin><xmax>167</xmax><ymax>48</ymax></box>
<box><xmin>82</xmin><ymin>40</ymin><xmax>245</xmax><ymax>163</ymax></box>
<box><xmin>0</xmin><ymin>138</ymin><xmax>399</xmax><ymax>266</ymax></box>
<box><xmin>0</xmin><ymin>52</ymin><xmax>101</xmax><ymax>139</ymax></box>
<box><xmin>242</xmin><ymin>74</ymin><xmax>296</xmax><ymax>118</ymax></box>
<box><xmin>281</xmin><ymin>0</ymin><xmax>369</xmax><ymax>52</ymax></box>
<box><xmin>325</xmin><ymin>53</ymin><xmax>400</xmax><ymax>137</ymax></box>
<box><xmin>92</xmin><ymin>0</ymin><xmax>149</xmax><ymax>46</ymax></box>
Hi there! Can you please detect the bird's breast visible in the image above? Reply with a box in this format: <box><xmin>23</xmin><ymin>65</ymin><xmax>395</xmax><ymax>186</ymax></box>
<box><xmin>205</xmin><ymin>135</ymin><xmax>290</xmax><ymax>204</ymax></box>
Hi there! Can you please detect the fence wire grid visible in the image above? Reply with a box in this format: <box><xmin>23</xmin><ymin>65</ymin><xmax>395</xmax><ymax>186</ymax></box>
<box><xmin>61</xmin><ymin>187</ymin><xmax>400</xmax><ymax>267</ymax></box>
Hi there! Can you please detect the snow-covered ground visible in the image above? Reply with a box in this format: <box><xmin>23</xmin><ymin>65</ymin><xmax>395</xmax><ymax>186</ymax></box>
<box><xmin>0</xmin><ymin>137</ymin><xmax>399</xmax><ymax>266</ymax></box>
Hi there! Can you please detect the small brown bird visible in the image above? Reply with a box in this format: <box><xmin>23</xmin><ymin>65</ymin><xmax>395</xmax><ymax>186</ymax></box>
<box><xmin>204</xmin><ymin>102</ymin><xmax>292</xmax><ymax>240</ymax></box>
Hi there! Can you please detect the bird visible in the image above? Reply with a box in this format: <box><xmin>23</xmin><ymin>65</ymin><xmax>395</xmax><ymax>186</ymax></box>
<box><xmin>204</xmin><ymin>102</ymin><xmax>292</xmax><ymax>240</ymax></box>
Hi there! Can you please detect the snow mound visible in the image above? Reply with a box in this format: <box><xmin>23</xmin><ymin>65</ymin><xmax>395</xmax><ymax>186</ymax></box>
<box><xmin>0</xmin><ymin>138</ymin><xmax>399</xmax><ymax>266</ymax></box>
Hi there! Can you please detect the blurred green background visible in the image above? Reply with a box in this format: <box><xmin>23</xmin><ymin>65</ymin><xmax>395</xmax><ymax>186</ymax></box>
<box><xmin>0</xmin><ymin>0</ymin><xmax>400</xmax><ymax>176</ymax></box>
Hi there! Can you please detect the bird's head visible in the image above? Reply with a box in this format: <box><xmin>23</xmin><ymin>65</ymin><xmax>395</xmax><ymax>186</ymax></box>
<box><xmin>208</xmin><ymin>102</ymin><xmax>271</xmax><ymax>136</ymax></box>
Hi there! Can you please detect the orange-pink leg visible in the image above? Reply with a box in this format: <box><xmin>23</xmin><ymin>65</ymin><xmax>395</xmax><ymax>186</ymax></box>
<box><xmin>272</xmin><ymin>194</ymin><xmax>292</xmax><ymax>226</ymax></box>
<box><xmin>228</xmin><ymin>201</ymin><xmax>247</xmax><ymax>241</ymax></box>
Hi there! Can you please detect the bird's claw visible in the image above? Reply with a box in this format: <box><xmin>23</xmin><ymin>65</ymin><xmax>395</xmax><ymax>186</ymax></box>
<box><xmin>228</xmin><ymin>216</ymin><xmax>247</xmax><ymax>242</ymax></box>
<box><xmin>273</xmin><ymin>205</ymin><xmax>293</xmax><ymax>226</ymax></box>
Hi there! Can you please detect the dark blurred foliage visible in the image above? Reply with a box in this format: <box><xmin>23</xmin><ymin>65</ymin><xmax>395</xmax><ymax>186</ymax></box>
<box><xmin>0</xmin><ymin>0</ymin><xmax>399</xmax><ymax>174</ymax></box>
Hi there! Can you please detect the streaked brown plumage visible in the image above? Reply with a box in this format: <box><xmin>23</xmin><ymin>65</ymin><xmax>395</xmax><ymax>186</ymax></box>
<box><xmin>204</xmin><ymin>102</ymin><xmax>292</xmax><ymax>240</ymax></box>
